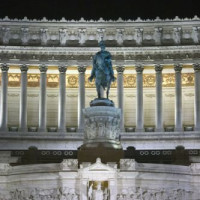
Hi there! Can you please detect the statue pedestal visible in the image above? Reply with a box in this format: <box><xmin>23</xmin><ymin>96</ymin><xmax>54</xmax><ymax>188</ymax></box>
<box><xmin>78</xmin><ymin>99</ymin><xmax>124</xmax><ymax>165</ymax></box>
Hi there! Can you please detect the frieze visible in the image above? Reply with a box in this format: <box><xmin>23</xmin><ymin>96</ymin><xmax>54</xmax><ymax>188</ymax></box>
<box><xmin>0</xmin><ymin>187</ymin><xmax>79</xmax><ymax>200</ymax></box>
<box><xmin>8</xmin><ymin>73</ymin><xmax>20</xmax><ymax>87</ymax></box>
<box><xmin>117</xmin><ymin>187</ymin><xmax>195</xmax><ymax>200</ymax></box>
<box><xmin>27</xmin><ymin>74</ymin><xmax>40</xmax><ymax>87</ymax></box>
<box><xmin>0</xmin><ymin>73</ymin><xmax>196</xmax><ymax>88</ymax></box>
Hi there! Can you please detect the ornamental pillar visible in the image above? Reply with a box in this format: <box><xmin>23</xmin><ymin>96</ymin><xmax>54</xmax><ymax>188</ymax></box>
<box><xmin>116</xmin><ymin>66</ymin><xmax>125</xmax><ymax>131</ymax></box>
<box><xmin>78</xmin><ymin>66</ymin><xmax>86</xmax><ymax>132</ymax></box>
<box><xmin>0</xmin><ymin>64</ymin><xmax>9</xmax><ymax>131</ymax></box>
<box><xmin>38</xmin><ymin>65</ymin><xmax>48</xmax><ymax>132</ymax></box>
<box><xmin>135</xmin><ymin>65</ymin><xmax>144</xmax><ymax>132</ymax></box>
<box><xmin>155</xmin><ymin>64</ymin><xmax>164</xmax><ymax>132</ymax></box>
<box><xmin>193</xmin><ymin>63</ymin><xmax>200</xmax><ymax>131</ymax></box>
<box><xmin>174</xmin><ymin>64</ymin><xmax>183</xmax><ymax>131</ymax></box>
<box><xmin>19</xmin><ymin>64</ymin><xmax>28</xmax><ymax>132</ymax></box>
<box><xmin>58</xmin><ymin>66</ymin><xmax>67</xmax><ymax>133</ymax></box>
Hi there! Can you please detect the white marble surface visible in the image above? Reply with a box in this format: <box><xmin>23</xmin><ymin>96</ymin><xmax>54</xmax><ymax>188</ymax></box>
<box><xmin>0</xmin><ymin>131</ymin><xmax>200</xmax><ymax>150</ymax></box>
<box><xmin>0</xmin><ymin>158</ymin><xmax>199</xmax><ymax>199</ymax></box>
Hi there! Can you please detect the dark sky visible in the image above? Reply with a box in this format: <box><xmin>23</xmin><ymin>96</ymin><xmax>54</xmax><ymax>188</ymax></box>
<box><xmin>0</xmin><ymin>0</ymin><xmax>200</xmax><ymax>20</ymax></box>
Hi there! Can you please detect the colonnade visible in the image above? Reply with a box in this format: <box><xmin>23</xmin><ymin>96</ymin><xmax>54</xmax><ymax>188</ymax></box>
<box><xmin>0</xmin><ymin>63</ymin><xmax>200</xmax><ymax>133</ymax></box>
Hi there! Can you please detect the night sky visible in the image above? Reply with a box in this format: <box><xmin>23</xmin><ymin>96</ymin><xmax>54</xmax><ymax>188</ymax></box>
<box><xmin>0</xmin><ymin>0</ymin><xmax>200</xmax><ymax>20</ymax></box>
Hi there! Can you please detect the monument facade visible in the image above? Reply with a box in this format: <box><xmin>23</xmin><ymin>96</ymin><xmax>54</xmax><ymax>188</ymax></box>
<box><xmin>0</xmin><ymin>16</ymin><xmax>200</xmax><ymax>199</ymax></box>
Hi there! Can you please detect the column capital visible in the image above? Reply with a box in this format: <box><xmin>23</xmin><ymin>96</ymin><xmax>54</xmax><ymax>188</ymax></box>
<box><xmin>1</xmin><ymin>63</ymin><xmax>9</xmax><ymax>72</ymax></box>
<box><xmin>20</xmin><ymin>64</ymin><xmax>28</xmax><ymax>72</ymax></box>
<box><xmin>193</xmin><ymin>63</ymin><xmax>200</xmax><ymax>71</ymax></box>
<box><xmin>174</xmin><ymin>64</ymin><xmax>182</xmax><ymax>72</ymax></box>
<box><xmin>155</xmin><ymin>64</ymin><xmax>163</xmax><ymax>72</ymax></box>
<box><xmin>58</xmin><ymin>66</ymin><xmax>67</xmax><ymax>73</ymax></box>
<box><xmin>39</xmin><ymin>64</ymin><xmax>48</xmax><ymax>73</ymax></box>
<box><xmin>78</xmin><ymin>66</ymin><xmax>86</xmax><ymax>73</ymax></box>
<box><xmin>116</xmin><ymin>66</ymin><xmax>125</xmax><ymax>73</ymax></box>
<box><xmin>135</xmin><ymin>65</ymin><xmax>144</xmax><ymax>73</ymax></box>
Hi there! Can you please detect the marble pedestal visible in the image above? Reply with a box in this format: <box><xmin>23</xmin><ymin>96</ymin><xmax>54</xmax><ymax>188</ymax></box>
<box><xmin>78</xmin><ymin>99</ymin><xmax>124</xmax><ymax>165</ymax></box>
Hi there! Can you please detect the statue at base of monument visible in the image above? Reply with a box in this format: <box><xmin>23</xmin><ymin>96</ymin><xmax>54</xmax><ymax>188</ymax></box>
<box><xmin>89</xmin><ymin>39</ymin><xmax>116</xmax><ymax>99</ymax></box>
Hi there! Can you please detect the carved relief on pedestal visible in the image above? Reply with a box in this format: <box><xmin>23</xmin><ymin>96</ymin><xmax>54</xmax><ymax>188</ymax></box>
<box><xmin>83</xmin><ymin>107</ymin><xmax>121</xmax><ymax>141</ymax></box>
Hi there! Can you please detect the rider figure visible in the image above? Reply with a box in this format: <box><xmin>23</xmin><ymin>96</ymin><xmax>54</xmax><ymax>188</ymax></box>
<box><xmin>89</xmin><ymin>39</ymin><xmax>115</xmax><ymax>99</ymax></box>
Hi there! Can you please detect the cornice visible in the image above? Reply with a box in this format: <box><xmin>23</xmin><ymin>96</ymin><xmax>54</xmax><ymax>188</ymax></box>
<box><xmin>0</xmin><ymin>15</ymin><xmax>200</xmax><ymax>23</ymax></box>
<box><xmin>0</xmin><ymin>45</ymin><xmax>200</xmax><ymax>66</ymax></box>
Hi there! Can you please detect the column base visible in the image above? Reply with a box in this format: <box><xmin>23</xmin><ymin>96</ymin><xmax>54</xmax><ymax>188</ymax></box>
<box><xmin>175</xmin><ymin>127</ymin><xmax>183</xmax><ymax>132</ymax></box>
<box><xmin>57</xmin><ymin>128</ymin><xmax>66</xmax><ymax>133</ymax></box>
<box><xmin>38</xmin><ymin>128</ymin><xmax>47</xmax><ymax>133</ymax></box>
<box><xmin>0</xmin><ymin>127</ymin><xmax>8</xmax><ymax>132</ymax></box>
<box><xmin>155</xmin><ymin>128</ymin><xmax>164</xmax><ymax>132</ymax></box>
<box><xmin>194</xmin><ymin>127</ymin><xmax>200</xmax><ymax>131</ymax></box>
<box><xmin>78</xmin><ymin>128</ymin><xmax>84</xmax><ymax>133</ymax></box>
<box><xmin>135</xmin><ymin>128</ymin><xmax>144</xmax><ymax>132</ymax></box>
<box><xmin>120</xmin><ymin>128</ymin><xmax>125</xmax><ymax>133</ymax></box>
<box><xmin>19</xmin><ymin>128</ymin><xmax>27</xmax><ymax>132</ymax></box>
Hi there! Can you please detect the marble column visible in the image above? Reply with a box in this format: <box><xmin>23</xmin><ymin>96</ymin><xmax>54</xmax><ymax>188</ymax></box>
<box><xmin>193</xmin><ymin>63</ymin><xmax>200</xmax><ymax>131</ymax></box>
<box><xmin>19</xmin><ymin>64</ymin><xmax>28</xmax><ymax>132</ymax></box>
<box><xmin>155</xmin><ymin>64</ymin><xmax>164</xmax><ymax>132</ymax></box>
<box><xmin>174</xmin><ymin>64</ymin><xmax>183</xmax><ymax>132</ymax></box>
<box><xmin>0</xmin><ymin>64</ymin><xmax>9</xmax><ymax>131</ymax></box>
<box><xmin>38</xmin><ymin>65</ymin><xmax>48</xmax><ymax>132</ymax></box>
<box><xmin>58</xmin><ymin>66</ymin><xmax>67</xmax><ymax>133</ymax></box>
<box><xmin>135</xmin><ymin>65</ymin><xmax>144</xmax><ymax>132</ymax></box>
<box><xmin>116</xmin><ymin>66</ymin><xmax>125</xmax><ymax>131</ymax></box>
<box><xmin>78</xmin><ymin>66</ymin><xmax>86</xmax><ymax>132</ymax></box>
